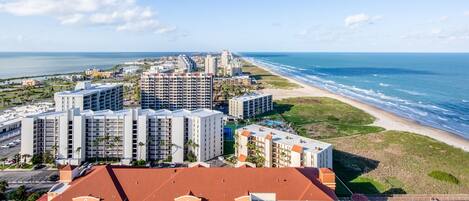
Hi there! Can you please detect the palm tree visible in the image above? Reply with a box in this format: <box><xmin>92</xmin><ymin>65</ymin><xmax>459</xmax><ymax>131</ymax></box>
<box><xmin>21</xmin><ymin>154</ymin><xmax>31</xmax><ymax>164</ymax></box>
<box><xmin>75</xmin><ymin>147</ymin><xmax>81</xmax><ymax>161</ymax></box>
<box><xmin>0</xmin><ymin>158</ymin><xmax>7</xmax><ymax>169</ymax></box>
<box><xmin>92</xmin><ymin>138</ymin><xmax>99</xmax><ymax>162</ymax></box>
<box><xmin>138</xmin><ymin>142</ymin><xmax>145</xmax><ymax>161</ymax></box>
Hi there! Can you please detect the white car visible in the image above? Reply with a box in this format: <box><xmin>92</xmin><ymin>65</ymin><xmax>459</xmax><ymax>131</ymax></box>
<box><xmin>0</xmin><ymin>145</ymin><xmax>9</xmax><ymax>149</ymax></box>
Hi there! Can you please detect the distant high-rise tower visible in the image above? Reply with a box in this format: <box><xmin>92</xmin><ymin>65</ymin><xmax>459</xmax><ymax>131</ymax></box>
<box><xmin>221</xmin><ymin>50</ymin><xmax>232</xmax><ymax>68</ymax></box>
<box><xmin>204</xmin><ymin>55</ymin><xmax>218</xmax><ymax>75</ymax></box>
<box><xmin>140</xmin><ymin>72</ymin><xmax>213</xmax><ymax>110</ymax></box>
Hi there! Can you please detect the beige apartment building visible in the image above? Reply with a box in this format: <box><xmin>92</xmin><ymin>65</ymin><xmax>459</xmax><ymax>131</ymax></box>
<box><xmin>236</xmin><ymin>124</ymin><xmax>333</xmax><ymax>168</ymax></box>
<box><xmin>229</xmin><ymin>93</ymin><xmax>273</xmax><ymax>119</ymax></box>
<box><xmin>140</xmin><ymin>72</ymin><xmax>213</xmax><ymax>110</ymax></box>
<box><xmin>54</xmin><ymin>81</ymin><xmax>123</xmax><ymax>112</ymax></box>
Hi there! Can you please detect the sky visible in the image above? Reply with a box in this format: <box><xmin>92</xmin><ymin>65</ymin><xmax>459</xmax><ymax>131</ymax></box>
<box><xmin>0</xmin><ymin>0</ymin><xmax>469</xmax><ymax>52</ymax></box>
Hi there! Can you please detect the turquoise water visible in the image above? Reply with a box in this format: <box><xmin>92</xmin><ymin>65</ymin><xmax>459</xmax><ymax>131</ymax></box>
<box><xmin>241</xmin><ymin>53</ymin><xmax>469</xmax><ymax>139</ymax></box>
<box><xmin>0</xmin><ymin>52</ymin><xmax>187</xmax><ymax>79</ymax></box>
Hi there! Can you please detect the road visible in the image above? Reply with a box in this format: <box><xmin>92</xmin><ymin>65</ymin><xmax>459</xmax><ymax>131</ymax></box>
<box><xmin>0</xmin><ymin>135</ymin><xmax>21</xmax><ymax>159</ymax></box>
<box><xmin>0</xmin><ymin>169</ymin><xmax>58</xmax><ymax>192</ymax></box>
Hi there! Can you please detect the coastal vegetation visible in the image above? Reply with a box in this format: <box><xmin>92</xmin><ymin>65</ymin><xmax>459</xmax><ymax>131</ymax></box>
<box><xmin>326</xmin><ymin>131</ymin><xmax>469</xmax><ymax>194</ymax></box>
<box><xmin>0</xmin><ymin>78</ymin><xmax>74</xmax><ymax>110</ymax></box>
<box><xmin>241</xmin><ymin>61</ymin><xmax>300</xmax><ymax>89</ymax></box>
<box><xmin>264</xmin><ymin>97</ymin><xmax>385</xmax><ymax>139</ymax></box>
<box><xmin>428</xmin><ymin>170</ymin><xmax>460</xmax><ymax>185</ymax></box>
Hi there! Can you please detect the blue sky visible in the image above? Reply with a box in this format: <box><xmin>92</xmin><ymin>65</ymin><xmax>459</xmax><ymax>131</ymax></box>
<box><xmin>0</xmin><ymin>0</ymin><xmax>468</xmax><ymax>52</ymax></box>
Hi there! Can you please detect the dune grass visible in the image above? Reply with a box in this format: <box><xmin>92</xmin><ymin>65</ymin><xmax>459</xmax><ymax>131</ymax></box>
<box><xmin>265</xmin><ymin>97</ymin><xmax>384</xmax><ymax>139</ymax></box>
<box><xmin>241</xmin><ymin>62</ymin><xmax>300</xmax><ymax>89</ymax></box>
<box><xmin>428</xmin><ymin>170</ymin><xmax>460</xmax><ymax>184</ymax></box>
<box><xmin>326</xmin><ymin>131</ymin><xmax>469</xmax><ymax>194</ymax></box>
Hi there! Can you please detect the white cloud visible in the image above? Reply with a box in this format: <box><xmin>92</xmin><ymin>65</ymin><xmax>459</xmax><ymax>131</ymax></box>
<box><xmin>59</xmin><ymin>14</ymin><xmax>84</xmax><ymax>25</ymax></box>
<box><xmin>344</xmin><ymin>13</ymin><xmax>382</xmax><ymax>28</ymax></box>
<box><xmin>439</xmin><ymin>16</ymin><xmax>449</xmax><ymax>22</ymax></box>
<box><xmin>465</xmin><ymin>11</ymin><xmax>469</xmax><ymax>16</ymax></box>
<box><xmin>0</xmin><ymin>0</ymin><xmax>174</xmax><ymax>33</ymax></box>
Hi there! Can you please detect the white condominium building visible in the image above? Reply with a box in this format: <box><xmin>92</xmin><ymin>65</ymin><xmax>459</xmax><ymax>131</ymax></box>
<box><xmin>229</xmin><ymin>93</ymin><xmax>273</xmax><ymax>119</ymax></box>
<box><xmin>140</xmin><ymin>72</ymin><xmax>213</xmax><ymax>110</ymax></box>
<box><xmin>226</xmin><ymin>58</ymin><xmax>243</xmax><ymax>76</ymax></box>
<box><xmin>236</xmin><ymin>124</ymin><xmax>333</xmax><ymax>168</ymax></box>
<box><xmin>221</xmin><ymin>50</ymin><xmax>232</xmax><ymax>68</ymax></box>
<box><xmin>204</xmin><ymin>55</ymin><xmax>218</xmax><ymax>75</ymax></box>
<box><xmin>177</xmin><ymin>54</ymin><xmax>197</xmax><ymax>73</ymax></box>
<box><xmin>54</xmin><ymin>81</ymin><xmax>123</xmax><ymax>112</ymax></box>
<box><xmin>21</xmin><ymin>108</ymin><xmax>224</xmax><ymax>165</ymax></box>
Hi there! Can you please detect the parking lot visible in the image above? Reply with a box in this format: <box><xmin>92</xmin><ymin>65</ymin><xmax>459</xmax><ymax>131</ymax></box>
<box><xmin>0</xmin><ymin>170</ymin><xmax>58</xmax><ymax>184</ymax></box>
<box><xmin>0</xmin><ymin>135</ymin><xmax>21</xmax><ymax>160</ymax></box>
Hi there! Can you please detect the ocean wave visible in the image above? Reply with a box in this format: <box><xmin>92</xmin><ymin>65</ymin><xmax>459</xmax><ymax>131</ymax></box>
<box><xmin>379</xmin><ymin>83</ymin><xmax>390</xmax><ymax>87</ymax></box>
<box><xmin>396</xmin><ymin>89</ymin><xmax>427</xmax><ymax>96</ymax></box>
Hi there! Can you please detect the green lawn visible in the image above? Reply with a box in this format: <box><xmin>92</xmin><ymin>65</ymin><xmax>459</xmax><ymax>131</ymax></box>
<box><xmin>241</xmin><ymin>62</ymin><xmax>300</xmax><ymax>89</ymax></box>
<box><xmin>265</xmin><ymin>97</ymin><xmax>384</xmax><ymax>139</ymax></box>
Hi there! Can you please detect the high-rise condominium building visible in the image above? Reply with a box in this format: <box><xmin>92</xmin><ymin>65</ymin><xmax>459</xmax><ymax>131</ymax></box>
<box><xmin>229</xmin><ymin>93</ymin><xmax>273</xmax><ymax>119</ymax></box>
<box><xmin>54</xmin><ymin>81</ymin><xmax>123</xmax><ymax>112</ymax></box>
<box><xmin>21</xmin><ymin>108</ymin><xmax>224</xmax><ymax>165</ymax></box>
<box><xmin>236</xmin><ymin>124</ymin><xmax>333</xmax><ymax>168</ymax></box>
<box><xmin>140</xmin><ymin>72</ymin><xmax>213</xmax><ymax>110</ymax></box>
<box><xmin>221</xmin><ymin>50</ymin><xmax>232</xmax><ymax>68</ymax></box>
<box><xmin>226</xmin><ymin>58</ymin><xmax>243</xmax><ymax>76</ymax></box>
<box><xmin>177</xmin><ymin>54</ymin><xmax>197</xmax><ymax>72</ymax></box>
<box><xmin>204</xmin><ymin>55</ymin><xmax>218</xmax><ymax>75</ymax></box>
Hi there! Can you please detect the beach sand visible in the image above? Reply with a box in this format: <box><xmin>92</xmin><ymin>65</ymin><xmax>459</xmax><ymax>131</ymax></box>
<box><xmin>254</xmin><ymin>64</ymin><xmax>469</xmax><ymax>152</ymax></box>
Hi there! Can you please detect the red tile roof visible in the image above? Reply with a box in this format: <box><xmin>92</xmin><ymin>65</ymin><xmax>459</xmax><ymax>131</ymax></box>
<box><xmin>51</xmin><ymin>165</ymin><xmax>337</xmax><ymax>201</ymax></box>
<box><xmin>292</xmin><ymin>145</ymin><xmax>303</xmax><ymax>153</ymax></box>
<box><xmin>238</xmin><ymin>154</ymin><xmax>247</xmax><ymax>162</ymax></box>
<box><xmin>240</xmin><ymin>130</ymin><xmax>251</xmax><ymax>137</ymax></box>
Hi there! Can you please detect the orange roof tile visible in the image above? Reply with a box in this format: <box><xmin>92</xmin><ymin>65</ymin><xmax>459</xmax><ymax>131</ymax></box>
<box><xmin>292</xmin><ymin>145</ymin><xmax>303</xmax><ymax>153</ymax></box>
<box><xmin>51</xmin><ymin>165</ymin><xmax>337</xmax><ymax>201</ymax></box>
<box><xmin>238</xmin><ymin>154</ymin><xmax>247</xmax><ymax>162</ymax></box>
<box><xmin>265</xmin><ymin>133</ymin><xmax>273</xmax><ymax>140</ymax></box>
<box><xmin>240</xmin><ymin>130</ymin><xmax>251</xmax><ymax>137</ymax></box>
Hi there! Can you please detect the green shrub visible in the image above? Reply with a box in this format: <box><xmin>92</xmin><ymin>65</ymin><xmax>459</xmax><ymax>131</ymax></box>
<box><xmin>428</xmin><ymin>170</ymin><xmax>459</xmax><ymax>184</ymax></box>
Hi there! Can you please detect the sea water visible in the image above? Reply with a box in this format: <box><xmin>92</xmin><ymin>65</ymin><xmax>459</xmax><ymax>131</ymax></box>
<box><xmin>241</xmin><ymin>52</ymin><xmax>469</xmax><ymax>139</ymax></box>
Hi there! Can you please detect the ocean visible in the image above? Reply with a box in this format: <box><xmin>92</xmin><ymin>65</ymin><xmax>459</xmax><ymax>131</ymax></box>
<box><xmin>0</xmin><ymin>52</ymin><xmax>189</xmax><ymax>79</ymax></box>
<box><xmin>241</xmin><ymin>52</ymin><xmax>469</xmax><ymax>139</ymax></box>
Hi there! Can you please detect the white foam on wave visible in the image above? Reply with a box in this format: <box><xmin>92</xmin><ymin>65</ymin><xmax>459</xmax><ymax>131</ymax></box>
<box><xmin>379</xmin><ymin>83</ymin><xmax>390</xmax><ymax>87</ymax></box>
<box><xmin>396</xmin><ymin>89</ymin><xmax>427</xmax><ymax>96</ymax></box>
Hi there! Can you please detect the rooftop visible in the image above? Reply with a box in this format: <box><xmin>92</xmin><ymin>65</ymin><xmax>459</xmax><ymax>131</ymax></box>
<box><xmin>50</xmin><ymin>165</ymin><xmax>337</xmax><ymax>201</ymax></box>
<box><xmin>238</xmin><ymin>124</ymin><xmax>332</xmax><ymax>153</ymax></box>
<box><xmin>55</xmin><ymin>82</ymin><xmax>122</xmax><ymax>96</ymax></box>
<box><xmin>28</xmin><ymin>108</ymin><xmax>222</xmax><ymax>119</ymax></box>
<box><xmin>231</xmin><ymin>93</ymin><xmax>272</xmax><ymax>102</ymax></box>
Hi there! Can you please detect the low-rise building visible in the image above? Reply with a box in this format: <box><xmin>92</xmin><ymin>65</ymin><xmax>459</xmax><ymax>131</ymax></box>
<box><xmin>22</xmin><ymin>79</ymin><xmax>40</xmax><ymax>87</ymax></box>
<box><xmin>229</xmin><ymin>93</ymin><xmax>273</xmax><ymax>119</ymax></box>
<box><xmin>44</xmin><ymin>164</ymin><xmax>337</xmax><ymax>201</ymax></box>
<box><xmin>236</xmin><ymin>124</ymin><xmax>333</xmax><ymax>168</ymax></box>
<box><xmin>84</xmin><ymin>68</ymin><xmax>114</xmax><ymax>78</ymax></box>
<box><xmin>54</xmin><ymin>81</ymin><xmax>123</xmax><ymax>112</ymax></box>
<box><xmin>214</xmin><ymin>76</ymin><xmax>252</xmax><ymax>87</ymax></box>
<box><xmin>21</xmin><ymin>108</ymin><xmax>223</xmax><ymax>165</ymax></box>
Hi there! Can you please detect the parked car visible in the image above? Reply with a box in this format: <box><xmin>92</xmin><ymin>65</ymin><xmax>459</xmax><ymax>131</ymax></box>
<box><xmin>33</xmin><ymin>164</ymin><xmax>46</xmax><ymax>170</ymax></box>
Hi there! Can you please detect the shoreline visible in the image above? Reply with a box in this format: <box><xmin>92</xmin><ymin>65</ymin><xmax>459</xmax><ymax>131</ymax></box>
<box><xmin>247</xmin><ymin>59</ymin><xmax>469</xmax><ymax>152</ymax></box>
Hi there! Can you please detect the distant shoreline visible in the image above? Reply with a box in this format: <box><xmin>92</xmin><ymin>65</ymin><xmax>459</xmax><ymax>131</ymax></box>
<box><xmin>243</xmin><ymin>57</ymin><xmax>469</xmax><ymax>152</ymax></box>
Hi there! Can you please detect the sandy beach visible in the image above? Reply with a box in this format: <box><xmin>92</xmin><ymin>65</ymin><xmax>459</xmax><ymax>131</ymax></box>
<box><xmin>254</xmin><ymin>63</ymin><xmax>469</xmax><ymax>152</ymax></box>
